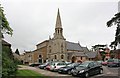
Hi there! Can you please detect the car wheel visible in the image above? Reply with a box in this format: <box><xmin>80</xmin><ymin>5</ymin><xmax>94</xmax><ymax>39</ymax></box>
<box><xmin>68</xmin><ymin>70</ymin><xmax>71</xmax><ymax>75</ymax></box>
<box><xmin>99</xmin><ymin>69</ymin><xmax>103</xmax><ymax>74</ymax></box>
<box><xmin>85</xmin><ymin>72</ymin><xmax>89</xmax><ymax>78</ymax></box>
<box><xmin>44</xmin><ymin>67</ymin><xmax>46</xmax><ymax>70</ymax></box>
<box><xmin>71</xmin><ymin>72</ymin><xmax>78</xmax><ymax>77</ymax></box>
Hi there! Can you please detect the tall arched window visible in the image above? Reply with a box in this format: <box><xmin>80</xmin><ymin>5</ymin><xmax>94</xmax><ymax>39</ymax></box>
<box><xmin>49</xmin><ymin>46</ymin><xmax>51</xmax><ymax>53</ymax></box>
<box><xmin>55</xmin><ymin>55</ymin><xmax>57</xmax><ymax>59</ymax></box>
<box><xmin>61</xmin><ymin>55</ymin><xmax>64</xmax><ymax>59</ymax></box>
<box><xmin>49</xmin><ymin>49</ymin><xmax>51</xmax><ymax>53</ymax></box>
<box><xmin>81</xmin><ymin>57</ymin><xmax>82</xmax><ymax>60</ymax></box>
<box><xmin>61</xmin><ymin>44</ymin><xmax>63</xmax><ymax>53</ymax></box>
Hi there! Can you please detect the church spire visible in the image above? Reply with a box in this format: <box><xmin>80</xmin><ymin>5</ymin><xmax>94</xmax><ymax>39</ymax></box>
<box><xmin>53</xmin><ymin>8</ymin><xmax>65</xmax><ymax>40</ymax></box>
<box><xmin>55</xmin><ymin>8</ymin><xmax>62</xmax><ymax>28</ymax></box>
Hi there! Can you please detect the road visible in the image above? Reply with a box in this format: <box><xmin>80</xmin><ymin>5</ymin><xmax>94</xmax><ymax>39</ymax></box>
<box><xmin>102</xmin><ymin>66</ymin><xmax>119</xmax><ymax>76</ymax></box>
<box><xmin>18</xmin><ymin>65</ymin><xmax>119</xmax><ymax>78</ymax></box>
<box><xmin>91</xmin><ymin>66</ymin><xmax>119</xmax><ymax>78</ymax></box>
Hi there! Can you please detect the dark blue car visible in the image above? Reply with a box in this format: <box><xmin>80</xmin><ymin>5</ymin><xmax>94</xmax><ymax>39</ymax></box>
<box><xmin>71</xmin><ymin>61</ymin><xmax>103</xmax><ymax>78</ymax></box>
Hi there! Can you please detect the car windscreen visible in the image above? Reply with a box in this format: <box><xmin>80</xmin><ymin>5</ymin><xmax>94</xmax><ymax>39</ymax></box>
<box><xmin>114</xmin><ymin>59</ymin><xmax>119</xmax><ymax>63</ymax></box>
<box><xmin>51</xmin><ymin>63</ymin><xmax>55</xmax><ymax>66</ymax></box>
<box><xmin>108</xmin><ymin>59</ymin><xmax>114</xmax><ymax>62</ymax></box>
<box><xmin>67</xmin><ymin>63</ymin><xmax>79</xmax><ymax>67</ymax></box>
<box><xmin>57</xmin><ymin>62</ymin><xmax>66</xmax><ymax>66</ymax></box>
<box><xmin>77</xmin><ymin>62</ymin><xmax>89</xmax><ymax>68</ymax></box>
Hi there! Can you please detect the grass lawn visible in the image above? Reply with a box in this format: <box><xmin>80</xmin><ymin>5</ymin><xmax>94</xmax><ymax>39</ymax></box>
<box><xmin>16</xmin><ymin>69</ymin><xmax>47</xmax><ymax>78</ymax></box>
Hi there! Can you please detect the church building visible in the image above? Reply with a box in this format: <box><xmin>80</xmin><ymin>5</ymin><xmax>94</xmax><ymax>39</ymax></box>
<box><xmin>46</xmin><ymin>9</ymin><xmax>89</xmax><ymax>62</ymax></box>
<box><xmin>20</xmin><ymin>9</ymin><xmax>93</xmax><ymax>64</ymax></box>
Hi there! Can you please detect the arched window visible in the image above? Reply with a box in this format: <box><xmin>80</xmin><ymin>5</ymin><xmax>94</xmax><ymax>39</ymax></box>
<box><xmin>61</xmin><ymin>55</ymin><xmax>64</xmax><ymax>59</ymax></box>
<box><xmin>55</xmin><ymin>55</ymin><xmax>57</xmax><ymax>59</ymax></box>
<box><xmin>61</xmin><ymin>44</ymin><xmax>63</xmax><ymax>53</ymax></box>
<box><xmin>81</xmin><ymin>57</ymin><xmax>82</xmax><ymax>60</ymax></box>
<box><xmin>49</xmin><ymin>49</ymin><xmax>51</xmax><ymax>53</ymax></box>
<box><xmin>39</xmin><ymin>55</ymin><xmax>42</xmax><ymax>58</ymax></box>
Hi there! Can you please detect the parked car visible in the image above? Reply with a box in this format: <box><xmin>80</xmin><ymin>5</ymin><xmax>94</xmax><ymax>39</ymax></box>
<box><xmin>49</xmin><ymin>62</ymin><xmax>67</xmax><ymax>72</ymax></box>
<box><xmin>97</xmin><ymin>60</ymin><xmax>103</xmax><ymax>65</ymax></box>
<box><xmin>29</xmin><ymin>63</ymin><xmax>41</xmax><ymax>67</ymax></box>
<box><xmin>71</xmin><ymin>61</ymin><xmax>103</xmax><ymax>78</ymax></box>
<box><xmin>39</xmin><ymin>62</ymin><xmax>51</xmax><ymax>69</ymax></box>
<box><xmin>65</xmin><ymin>62</ymin><xmax>72</xmax><ymax>65</ymax></box>
<box><xmin>45</xmin><ymin>64</ymin><xmax>51</xmax><ymax>70</ymax></box>
<box><xmin>107</xmin><ymin>59</ymin><xmax>120</xmax><ymax>67</ymax></box>
<box><xmin>101</xmin><ymin>60</ymin><xmax>108</xmax><ymax>66</ymax></box>
<box><xmin>58</xmin><ymin>63</ymin><xmax>81</xmax><ymax>74</ymax></box>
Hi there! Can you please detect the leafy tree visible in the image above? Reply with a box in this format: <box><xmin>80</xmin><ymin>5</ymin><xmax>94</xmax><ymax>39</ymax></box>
<box><xmin>100</xmin><ymin>51</ymin><xmax>106</xmax><ymax>61</ymax></box>
<box><xmin>107</xmin><ymin>12</ymin><xmax>120</xmax><ymax>49</ymax></box>
<box><xmin>15</xmin><ymin>49</ymin><xmax>20</xmax><ymax>55</ymax></box>
<box><xmin>0</xmin><ymin>4</ymin><xmax>13</xmax><ymax>35</ymax></box>
<box><xmin>110</xmin><ymin>51</ymin><xmax>115</xmax><ymax>59</ymax></box>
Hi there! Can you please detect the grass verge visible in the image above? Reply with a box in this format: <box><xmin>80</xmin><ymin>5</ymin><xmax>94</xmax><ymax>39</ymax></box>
<box><xmin>16</xmin><ymin>69</ymin><xmax>47</xmax><ymax>78</ymax></box>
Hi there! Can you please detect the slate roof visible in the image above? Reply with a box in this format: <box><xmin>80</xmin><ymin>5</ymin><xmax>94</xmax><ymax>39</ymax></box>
<box><xmin>82</xmin><ymin>47</ymin><xmax>89</xmax><ymax>52</ymax></box>
<box><xmin>85</xmin><ymin>51</ymin><xmax>98</xmax><ymax>58</ymax></box>
<box><xmin>67</xmin><ymin>51</ymin><xmax>100</xmax><ymax>59</ymax></box>
<box><xmin>66</xmin><ymin>41</ymin><xmax>83</xmax><ymax>51</ymax></box>
<box><xmin>73</xmin><ymin>52</ymin><xmax>86</xmax><ymax>57</ymax></box>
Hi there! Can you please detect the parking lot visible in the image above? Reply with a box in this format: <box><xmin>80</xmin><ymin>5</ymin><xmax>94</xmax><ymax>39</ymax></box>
<box><xmin>18</xmin><ymin>65</ymin><xmax>119</xmax><ymax>78</ymax></box>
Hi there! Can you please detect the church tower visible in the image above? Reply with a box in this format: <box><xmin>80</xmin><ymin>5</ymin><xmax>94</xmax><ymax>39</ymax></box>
<box><xmin>47</xmin><ymin>9</ymin><xmax>67</xmax><ymax>62</ymax></box>
<box><xmin>53</xmin><ymin>9</ymin><xmax>65</xmax><ymax>40</ymax></box>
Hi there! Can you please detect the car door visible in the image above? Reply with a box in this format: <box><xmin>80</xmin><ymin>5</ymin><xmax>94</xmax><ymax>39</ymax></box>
<box><xmin>88</xmin><ymin>62</ymin><xmax>95</xmax><ymax>76</ymax></box>
<box><xmin>93</xmin><ymin>62</ymin><xmax>100</xmax><ymax>74</ymax></box>
<box><xmin>57</xmin><ymin>62</ymin><xmax>66</xmax><ymax>69</ymax></box>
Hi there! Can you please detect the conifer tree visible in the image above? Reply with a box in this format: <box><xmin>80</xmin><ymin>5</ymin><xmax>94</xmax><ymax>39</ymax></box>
<box><xmin>15</xmin><ymin>49</ymin><xmax>20</xmax><ymax>55</ymax></box>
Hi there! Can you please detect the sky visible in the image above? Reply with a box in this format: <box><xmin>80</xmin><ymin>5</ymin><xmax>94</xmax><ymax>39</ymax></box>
<box><xmin>1</xmin><ymin>0</ymin><xmax>119</xmax><ymax>54</ymax></box>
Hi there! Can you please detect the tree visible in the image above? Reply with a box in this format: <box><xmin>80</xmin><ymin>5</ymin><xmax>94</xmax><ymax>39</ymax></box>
<box><xmin>92</xmin><ymin>44</ymin><xmax>106</xmax><ymax>51</ymax></box>
<box><xmin>15</xmin><ymin>49</ymin><xmax>20</xmax><ymax>55</ymax></box>
<box><xmin>0</xmin><ymin>4</ymin><xmax>13</xmax><ymax>36</ymax></box>
<box><xmin>107</xmin><ymin>12</ymin><xmax>120</xmax><ymax>49</ymax></box>
<box><xmin>100</xmin><ymin>51</ymin><xmax>106</xmax><ymax>61</ymax></box>
<box><xmin>110</xmin><ymin>51</ymin><xmax>115</xmax><ymax>59</ymax></box>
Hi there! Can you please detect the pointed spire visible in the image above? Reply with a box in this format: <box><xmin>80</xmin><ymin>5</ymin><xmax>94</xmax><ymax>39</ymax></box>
<box><xmin>55</xmin><ymin>8</ymin><xmax>62</xmax><ymax>28</ymax></box>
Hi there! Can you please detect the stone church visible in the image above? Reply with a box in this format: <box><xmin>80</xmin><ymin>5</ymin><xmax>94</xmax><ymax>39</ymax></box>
<box><xmin>46</xmin><ymin>9</ymin><xmax>89</xmax><ymax>62</ymax></box>
<box><xmin>20</xmin><ymin>9</ymin><xmax>93</xmax><ymax>64</ymax></box>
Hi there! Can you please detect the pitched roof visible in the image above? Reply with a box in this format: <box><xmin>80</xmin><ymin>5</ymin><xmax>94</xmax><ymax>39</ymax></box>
<box><xmin>36</xmin><ymin>40</ymin><xmax>49</xmax><ymax>46</ymax></box>
<box><xmin>85</xmin><ymin>51</ymin><xmax>98</xmax><ymax>58</ymax></box>
<box><xmin>73</xmin><ymin>52</ymin><xmax>86</xmax><ymax>56</ymax></box>
<box><xmin>66</xmin><ymin>41</ymin><xmax>83</xmax><ymax>51</ymax></box>
<box><xmin>82</xmin><ymin>47</ymin><xmax>89</xmax><ymax>52</ymax></box>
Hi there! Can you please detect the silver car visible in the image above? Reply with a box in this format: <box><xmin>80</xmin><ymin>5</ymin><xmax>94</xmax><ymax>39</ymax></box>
<box><xmin>49</xmin><ymin>62</ymin><xmax>67</xmax><ymax>71</ymax></box>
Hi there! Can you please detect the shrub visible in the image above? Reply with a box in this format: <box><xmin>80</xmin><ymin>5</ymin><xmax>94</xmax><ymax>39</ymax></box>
<box><xmin>2</xmin><ymin>45</ymin><xmax>18</xmax><ymax>77</ymax></box>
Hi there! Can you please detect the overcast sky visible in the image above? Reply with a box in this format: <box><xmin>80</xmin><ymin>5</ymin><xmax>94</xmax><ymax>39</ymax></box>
<box><xmin>1</xmin><ymin>0</ymin><xmax>119</xmax><ymax>54</ymax></box>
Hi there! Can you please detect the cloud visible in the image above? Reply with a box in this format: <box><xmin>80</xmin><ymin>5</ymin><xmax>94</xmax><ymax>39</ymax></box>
<box><xmin>2</xmin><ymin>1</ymin><xmax>118</xmax><ymax>53</ymax></box>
